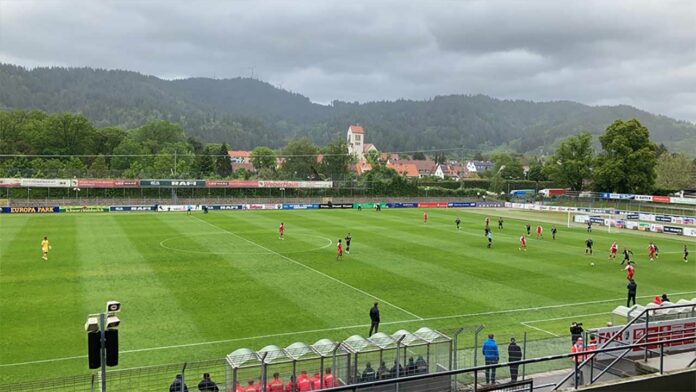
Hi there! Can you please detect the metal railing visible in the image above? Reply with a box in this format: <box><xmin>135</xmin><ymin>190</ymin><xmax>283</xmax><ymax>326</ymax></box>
<box><xmin>552</xmin><ymin>303</ymin><xmax>696</xmax><ymax>390</ymax></box>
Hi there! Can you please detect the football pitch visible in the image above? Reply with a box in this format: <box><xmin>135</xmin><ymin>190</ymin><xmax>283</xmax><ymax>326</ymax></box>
<box><xmin>0</xmin><ymin>208</ymin><xmax>694</xmax><ymax>384</ymax></box>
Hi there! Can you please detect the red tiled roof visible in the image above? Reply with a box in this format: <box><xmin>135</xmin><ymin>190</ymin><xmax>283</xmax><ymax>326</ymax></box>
<box><xmin>396</xmin><ymin>160</ymin><xmax>436</xmax><ymax>173</ymax></box>
<box><xmin>387</xmin><ymin>162</ymin><xmax>420</xmax><ymax>177</ymax></box>
<box><xmin>348</xmin><ymin>125</ymin><xmax>364</xmax><ymax>134</ymax></box>
<box><xmin>228</xmin><ymin>150</ymin><xmax>251</xmax><ymax>158</ymax></box>
<box><xmin>355</xmin><ymin>162</ymin><xmax>372</xmax><ymax>175</ymax></box>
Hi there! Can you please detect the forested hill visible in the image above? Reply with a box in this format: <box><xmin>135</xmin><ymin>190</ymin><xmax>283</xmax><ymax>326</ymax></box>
<box><xmin>1</xmin><ymin>64</ymin><xmax>695</xmax><ymax>153</ymax></box>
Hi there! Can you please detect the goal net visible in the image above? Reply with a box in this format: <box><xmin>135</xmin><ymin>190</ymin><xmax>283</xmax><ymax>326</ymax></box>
<box><xmin>568</xmin><ymin>211</ymin><xmax>618</xmax><ymax>233</ymax></box>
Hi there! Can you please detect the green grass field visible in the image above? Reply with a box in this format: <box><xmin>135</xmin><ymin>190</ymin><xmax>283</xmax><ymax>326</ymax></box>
<box><xmin>0</xmin><ymin>208</ymin><xmax>694</xmax><ymax>384</ymax></box>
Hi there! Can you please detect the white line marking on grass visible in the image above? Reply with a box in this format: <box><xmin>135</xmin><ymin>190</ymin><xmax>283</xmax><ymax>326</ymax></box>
<box><xmin>192</xmin><ymin>216</ymin><xmax>425</xmax><ymax>320</ymax></box>
<box><xmin>520</xmin><ymin>322</ymin><xmax>560</xmax><ymax>337</ymax></box>
<box><xmin>522</xmin><ymin>312</ymin><xmax>608</xmax><ymax>324</ymax></box>
<box><xmin>159</xmin><ymin>233</ymin><xmax>333</xmax><ymax>255</ymax></box>
<box><xmin>3</xmin><ymin>291</ymin><xmax>695</xmax><ymax>368</ymax></box>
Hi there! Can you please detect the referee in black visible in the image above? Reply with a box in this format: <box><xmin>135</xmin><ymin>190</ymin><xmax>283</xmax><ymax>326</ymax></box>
<box><xmin>345</xmin><ymin>233</ymin><xmax>352</xmax><ymax>254</ymax></box>
<box><xmin>369</xmin><ymin>303</ymin><xmax>380</xmax><ymax>336</ymax></box>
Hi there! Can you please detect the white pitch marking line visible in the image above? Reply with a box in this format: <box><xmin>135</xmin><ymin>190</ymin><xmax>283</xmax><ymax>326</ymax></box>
<box><xmin>192</xmin><ymin>215</ymin><xmax>425</xmax><ymax>320</ymax></box>
<box><xmin>521</xmin><ymin>312</ymin><xmax>608</xmax><ymax>324</ymax></box>
<box><xmin>3</xmin><ymin>290</ymin><xmax>696</xmax><ymax>368</ymax></box>
<box><xmin>520</xmin><ymin>322</ymin><xmax>559</xmax><ymax>337</ymax></box>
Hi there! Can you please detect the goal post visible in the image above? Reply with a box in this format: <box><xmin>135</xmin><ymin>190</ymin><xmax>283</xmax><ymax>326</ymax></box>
<box><xmin>568</xmin><ymin>211</ymin><xmax>615</xmax><ymax>233</ymax></box>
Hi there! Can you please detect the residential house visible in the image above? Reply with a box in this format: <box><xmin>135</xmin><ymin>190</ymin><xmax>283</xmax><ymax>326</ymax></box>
<box><xmin>387</xmin><ymin>162</ymin><xmax>420</xmax><ymax>178</ymax></box>
<box><xmin>228</xmin><ymin>150</ymin><xmax>252</xmax><ymax>164</ymax></box>
<box><xmin>466</xmin><ymin>160</ymin><xmax>495</xmax><ymax>174</ymax></box>
<box><xmin>390</xmin><ymin>159</ymin><xmax>437</xmax><ymax>178</ymax></box>
<box><xmin>435</xmin><ymin>162</ymin><xmax>470</xmax><ymax>180</ymax></box>
<box><xmin>355</xmin><ymin>161</ymin><xmax>372</xmax><ymax>175</ymax></box>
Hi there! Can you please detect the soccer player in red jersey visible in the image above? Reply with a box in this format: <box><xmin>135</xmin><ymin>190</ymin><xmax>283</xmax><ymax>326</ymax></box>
<box><xmin>279</xmin><ymin>222</ymin><xmax>285</xmax><ymax>240</ymax></box>
<box><xmin>536</xmin><ymin>225</ymin><xmax>543</xmax><ymax>239</ymax></box>
<box><xmin>609</xmin><ymin>242</ymin><xmax>618</xmax><ymax>260</ymax></box>
<box><xmin>323</xmin><ymin>368</ymin><xmax>335</xmax><ymax>389</ymax></box>
<box><xmin>423</xmin><ymin>211</ymin><xmax>428</xmax><ymax>224</ymax></box>
<box><xmin>268</xmin><ymin>373</ymin><xmax>284</xmax><ymax>392</ymax></box>
<box><xmin>648</xmin><ymin>243</ymin><xmax>656</xmax><ymax>261</ymax></box>
<box><xmin>284</xmin><ymin>376</ymin><xmax>296</xmax><ymax>392</ymax></box>
<box><xmin>337</xmin><ymin>239</ymin><xmax>343</xmax><ymax>261</ymax></box>
<box><xmin>296</xmin><ymin>372</ymin><xmax>312</xmax><ymax>392</ymax></box>
<box><xmin>624</xmin><ymin>263</ymin><xmax>635</xmax><ymax>281</ymax></box>
<box><xmin>519</xmin><ymin>234</ymin><xmax>527</xmax><ymax>251</ymax></box>
<box><xmin>312</xmin><ymin>373</ymin><xmax>321</xmax><ymax>390</ymax></box>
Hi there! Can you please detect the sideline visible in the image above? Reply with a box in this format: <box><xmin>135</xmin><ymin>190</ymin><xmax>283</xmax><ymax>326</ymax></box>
<box><xmin>2</xmin><ymin>291</ymin><xmax>694</xmax><ymax>368</ymax></box>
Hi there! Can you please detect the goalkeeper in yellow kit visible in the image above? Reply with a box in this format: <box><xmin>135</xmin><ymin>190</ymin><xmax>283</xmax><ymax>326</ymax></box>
<box><xmin>41</xmin><ymin>236</ymin><xmax>51</xmax><ymax>261</ymax></box>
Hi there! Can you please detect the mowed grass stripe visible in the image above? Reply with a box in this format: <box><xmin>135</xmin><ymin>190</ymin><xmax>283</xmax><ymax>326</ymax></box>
<box><xmin>197</xmin><ymin>213</ymin><xmax>424</xmax><ymax>320</ymax></box>
<box><xmin>0</xmin><ymin>215</ymin><xmax>85</xmax><ymax>372</ymax></box>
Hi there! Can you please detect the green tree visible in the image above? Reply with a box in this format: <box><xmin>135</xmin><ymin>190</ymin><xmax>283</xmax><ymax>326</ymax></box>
<box><xmin>90</xmin><ymin>155</ymin><xmax>110</xmax><ymax>177</ymax></box>
<box><xmin>62</xmin><ymin>157</ymin><xmax>87</xmax><ymax>178</ymax></box>
<box><xmin>365</xmin><ymin>149</ymin><xmax>381</xmax><ymax>165</ymax></box>
<box><xmin>542</xmin><ymin>132</ymin><xmax>593</xmax><ymax>191</ymax></box>
<box><xmin>526</xmin><ymin>159</ymin><xmax>547</xmax><ymax>182</ymax></box>
<box><xmin>492</xmin><ymin>153</ymin><xmax>524</xmax><ymax>179</ymax></box>
<box><xmin>131</xmin><ymin>120</ymin><xmax>186</xmax><ymax>154</ymax></box>
<box><xmin>412</xmin><ymin>151</ymin><xmax>426</xmax><ymax>160</ymax></box>
<box><xmin>215</xmin><ymin>143</ymin><xmax>233</xmax><ymax>178</ymax></box>
<box><xmin>320</xmin><ymin>139</ymin><xmax>353</xmax><ymax>181</ymax></box>
<box><xmin>124</xmin><ymin>161</ymin><xmax>144</xmax><ymax>178</ymax></box>
<box><xmin>112</xmin><ymin>138</ymin><xmax>148</xmax><ymax>171</ymax></box>
<box><xmin>281</xmin><ymin>138</ymin><xmax>319</xmax><ymax>180</ymax></box>
<box><xmin>593</xmin><ymin>119</ymin><xmax>657</xmax><ymax>193</ymax></box>
<box><xmin>193</xmin><ymin>149</ymin><xmax>215</xmax><ymax>178</ymax></box>
<box><xmin>251</xmin><ymin>146</ymin><xmax>277</xmax><ymax>175</ymax></box>
<box><xmin>655</xmin><ymin>153</ymin><xmax>696</xmax><ymax>190</ymax></box>
<box><xmin>41</xmin><ymin>113</ymin><xmax>96</xmax><ymax>155</ymax></box>
<box><xmin>94</xmin><ymin>127</ymin><xmax>127</xmax><ymax>156</ymax></box>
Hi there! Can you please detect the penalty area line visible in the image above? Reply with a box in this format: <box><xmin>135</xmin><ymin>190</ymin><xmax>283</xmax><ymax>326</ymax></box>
<box><xmin>192</xmin><ymin>215</ymin><xmax>424</xmax><ymax>321</ymax></box>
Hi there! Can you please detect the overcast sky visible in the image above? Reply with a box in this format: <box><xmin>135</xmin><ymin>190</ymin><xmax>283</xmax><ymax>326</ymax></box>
<box><xmin>1</xmin><ymin>0</ymin><xmax>695</xmax><ymax>122</ymax></box>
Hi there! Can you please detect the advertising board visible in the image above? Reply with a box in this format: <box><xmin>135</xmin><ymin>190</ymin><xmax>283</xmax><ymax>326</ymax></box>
<box><xmin>1</xmin><ymin>206</ymin><xmax>59</xmax><ymax>213</ymax></box>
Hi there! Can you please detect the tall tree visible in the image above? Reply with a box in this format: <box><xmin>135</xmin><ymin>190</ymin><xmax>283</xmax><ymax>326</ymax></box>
<box><xmin>526</xmin><ymin>159</ymin><xmax>547</xmax><ymax>182</ymax></box>
<box><xmin>491</xmin><ymin>153</ymin><xmax>524</xmax><ymax>179</ymax></box>
<box><xmin>412</xmin><ymin>151</ymin><xmax>426</xmax><ymax>160</ymax></box>
<box><xmin>593</xmin><ymin>119</ymin><xmax>657</xmax><ymax>193</ymax></box>
<box><xmin>192</xmin><ymin>147</ymin><xmax>215</xmax><ymax>178</ymax></box>
<box><xmin>320</xmin><ymin>139</ymin><xmax>353</xmax><ymax>181</ymax></box>
<box><xmin>90</xmin><ymin>155</ymin><xmax>110</xmax><ymax>177</ymax></box>
<box><xmin>280</xmin><ymin>138</ymin><xmax>318</xmax><ymax>180</ymax></box>
<box><xmin>542</xmin><ymin>132</ymin><xmax>593</xmax><ymax>191</ymax></box>
<box><xmin>251</xmin><ymin>146</ymin><xmax>277</xmax><ymax>177</ymax></box>
<box><xmin>655</xmin><ymin>153</ymin><xmax>696</xmax><ymax>190</ymax></box>
<box><xmin>215</xmin><ymin>143</ymin><xmax>233</xmax><ymax>178</ymax></box>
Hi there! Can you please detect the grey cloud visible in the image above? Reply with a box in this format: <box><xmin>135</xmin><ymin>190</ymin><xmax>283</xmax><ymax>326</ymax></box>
<box><xmin>0</xmin><ymin>0</ymin><xmax>695</xmax><ymax>121</ymax></box>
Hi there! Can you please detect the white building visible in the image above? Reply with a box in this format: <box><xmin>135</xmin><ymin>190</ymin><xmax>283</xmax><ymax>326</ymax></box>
<box><xmin>347</xmin><ymin>125</ymin><xmax>365</xmax><ymax>160</ymax></box>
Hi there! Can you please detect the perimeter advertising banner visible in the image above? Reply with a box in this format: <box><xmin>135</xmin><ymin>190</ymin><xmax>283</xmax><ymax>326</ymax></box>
<box><xmin>206</xmin><ymin>180</ymin><xmax>260</xmax><ymax>188</ymax></box>
<box><xmin>318</xmin><ymin>203</ymin><xmax>353</xmax><ymax>209</ymax></box>
<box><xmin>110</xmin><ymin>205</ymin><xmax>154</xmax><ymax>212</ymax></box>
<box><xmin>418</xmin><ymin>202</ymin><xmax>449</xmax><ymax>208</ymax></box>
<box><xmin>1</xmin><ymin>206</ymin><xmax>59</xmax><ymax>213</ymax></box>
<box><xmin>258</xmin><ymin>180</ymin><xmax>333</xmax><ymax>189</ymax></box>
<box><xmin>140</xmin><ymin>180</ymin><xmax>207</xmax><ymax>188</ymax></box>
<box><xmin>590</xmin><ymin>318</ymin><xmax>696</xmax><ymax>360</ymax></box>
<box><xmin>211</xmin><ymin>205</ymin><xmax>244</xmax><ymax>210</ymax></box>
<box><xmin>448</xmin><ymin>202</ymin><xmax>477</xmax><ymax>208</ymax></box>
<box><xmin>76</xmin><ymin>179</ymin><xmax>139</xmax><ymax>188</ymax></box>
<box><xmin>60</xmin><ymin>206</ymin><xmax>109</xmax><ymax>213</ymax></box>
<box><xmin>283</xmin><ymin>204</ymin><xmax>320</xmax><ymax>209</ymax></box>
<box><xmin>0</xmin><ymin>178</ymin><xmax>21</xmax><ymax>187</ymax></box>
<box><xmin>20</xmin><ymin>179</ymin><xmax>73</xmax><ymax>188</ymax></box>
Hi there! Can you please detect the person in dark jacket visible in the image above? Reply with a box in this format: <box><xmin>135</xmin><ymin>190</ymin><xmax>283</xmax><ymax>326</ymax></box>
<box><xmin>627</xmin><ymin>279</ymin><xmax>637</xmax><ymax>306</ymax></box>
<box><xmin>405</xmin><ymin>357</ymin><xmax>417</xmax><ymax>376</ymax></box>
<box><xmin>482</xmin><ymin>334</ymin><xmax>499</xmax><ymax>384</ymax></box>
<box><xmin>661</xmin><ymin>293</ymin><xmax>670</xmax><ymax>303</ymax></box>
<box><xmin>415</xmin><ymin>355</ymin><xmax>428</xmax><ymax>374</ymax></box>
<box><xmin>169</xmin><ymin>374</ymin><xmax>189</xmax><ymax>392</ymax></box>
<box><xmin>508</xmin><ymin>338</ymin><xmax>523</xmax><ymax>382</ymax></box>
<box><xmin>377</xmin><ymin>361</ymin><xmax>390</xmax><ymax>379</ymax></box>
<box><xmin>389</xmin><ymin>360</ymin><xmax>404</xmax><ymax>378</ymax></box>
<box><xmin>570</xmin><ymin>322</ymin><xmax>584</xmax><ymax>345</ymax></box>
<box><xmin>369</xmin><ymin>303</ymin><xmax>380</xmax><ymax>336</ymax></box>
<box><xmin>361</xmin><ymin>362</ymin><xmax>376</xmax><ymax>382</ymax></box>
<box><xmin>197</xmin><ymin>373</ymin><xmax>219</xmax><ymax>392</ymax></box>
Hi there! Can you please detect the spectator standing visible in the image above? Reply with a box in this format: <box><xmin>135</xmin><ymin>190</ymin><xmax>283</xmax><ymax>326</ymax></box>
<box><xmin>369</xmin><ymin>303</ymin><xmax>380</xmax><ymax>336</ymax></box>
<box><xmin>361</xmin><ymin>362</ymin><xmax>376</xmax><ymax>382</ymax></box>
<box><xmin>507</xmin><ymin>338</ymin><xmax>522</xmax><ymax>382</ymax></box>
<box><xmin>570</xmin><ymin>338</ymin><xmax>587</xmax><ymax>386</ymax></box>
<box><xmin>570</xmin><ymin>322</ymin><xmax>583</xmax><ymax>345</ymax></box>
<box><xmin>482</xmin><ymin>334</ymin><xmax>499</xmax><ymax>384</ymax></box>
<box><xmin>197</xmin><ymin>373</ymin><xmax>219</xmax><ymax>392</ymax></box>
<box><xmin>170</xmin><ymin>374</ymin><xmax>189</xmax><ymax>392</ymax></box>
<box><xmin>627</xmin><ymin>279</ymin><xmax>637</xmax><ymax>306</ymax></box>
